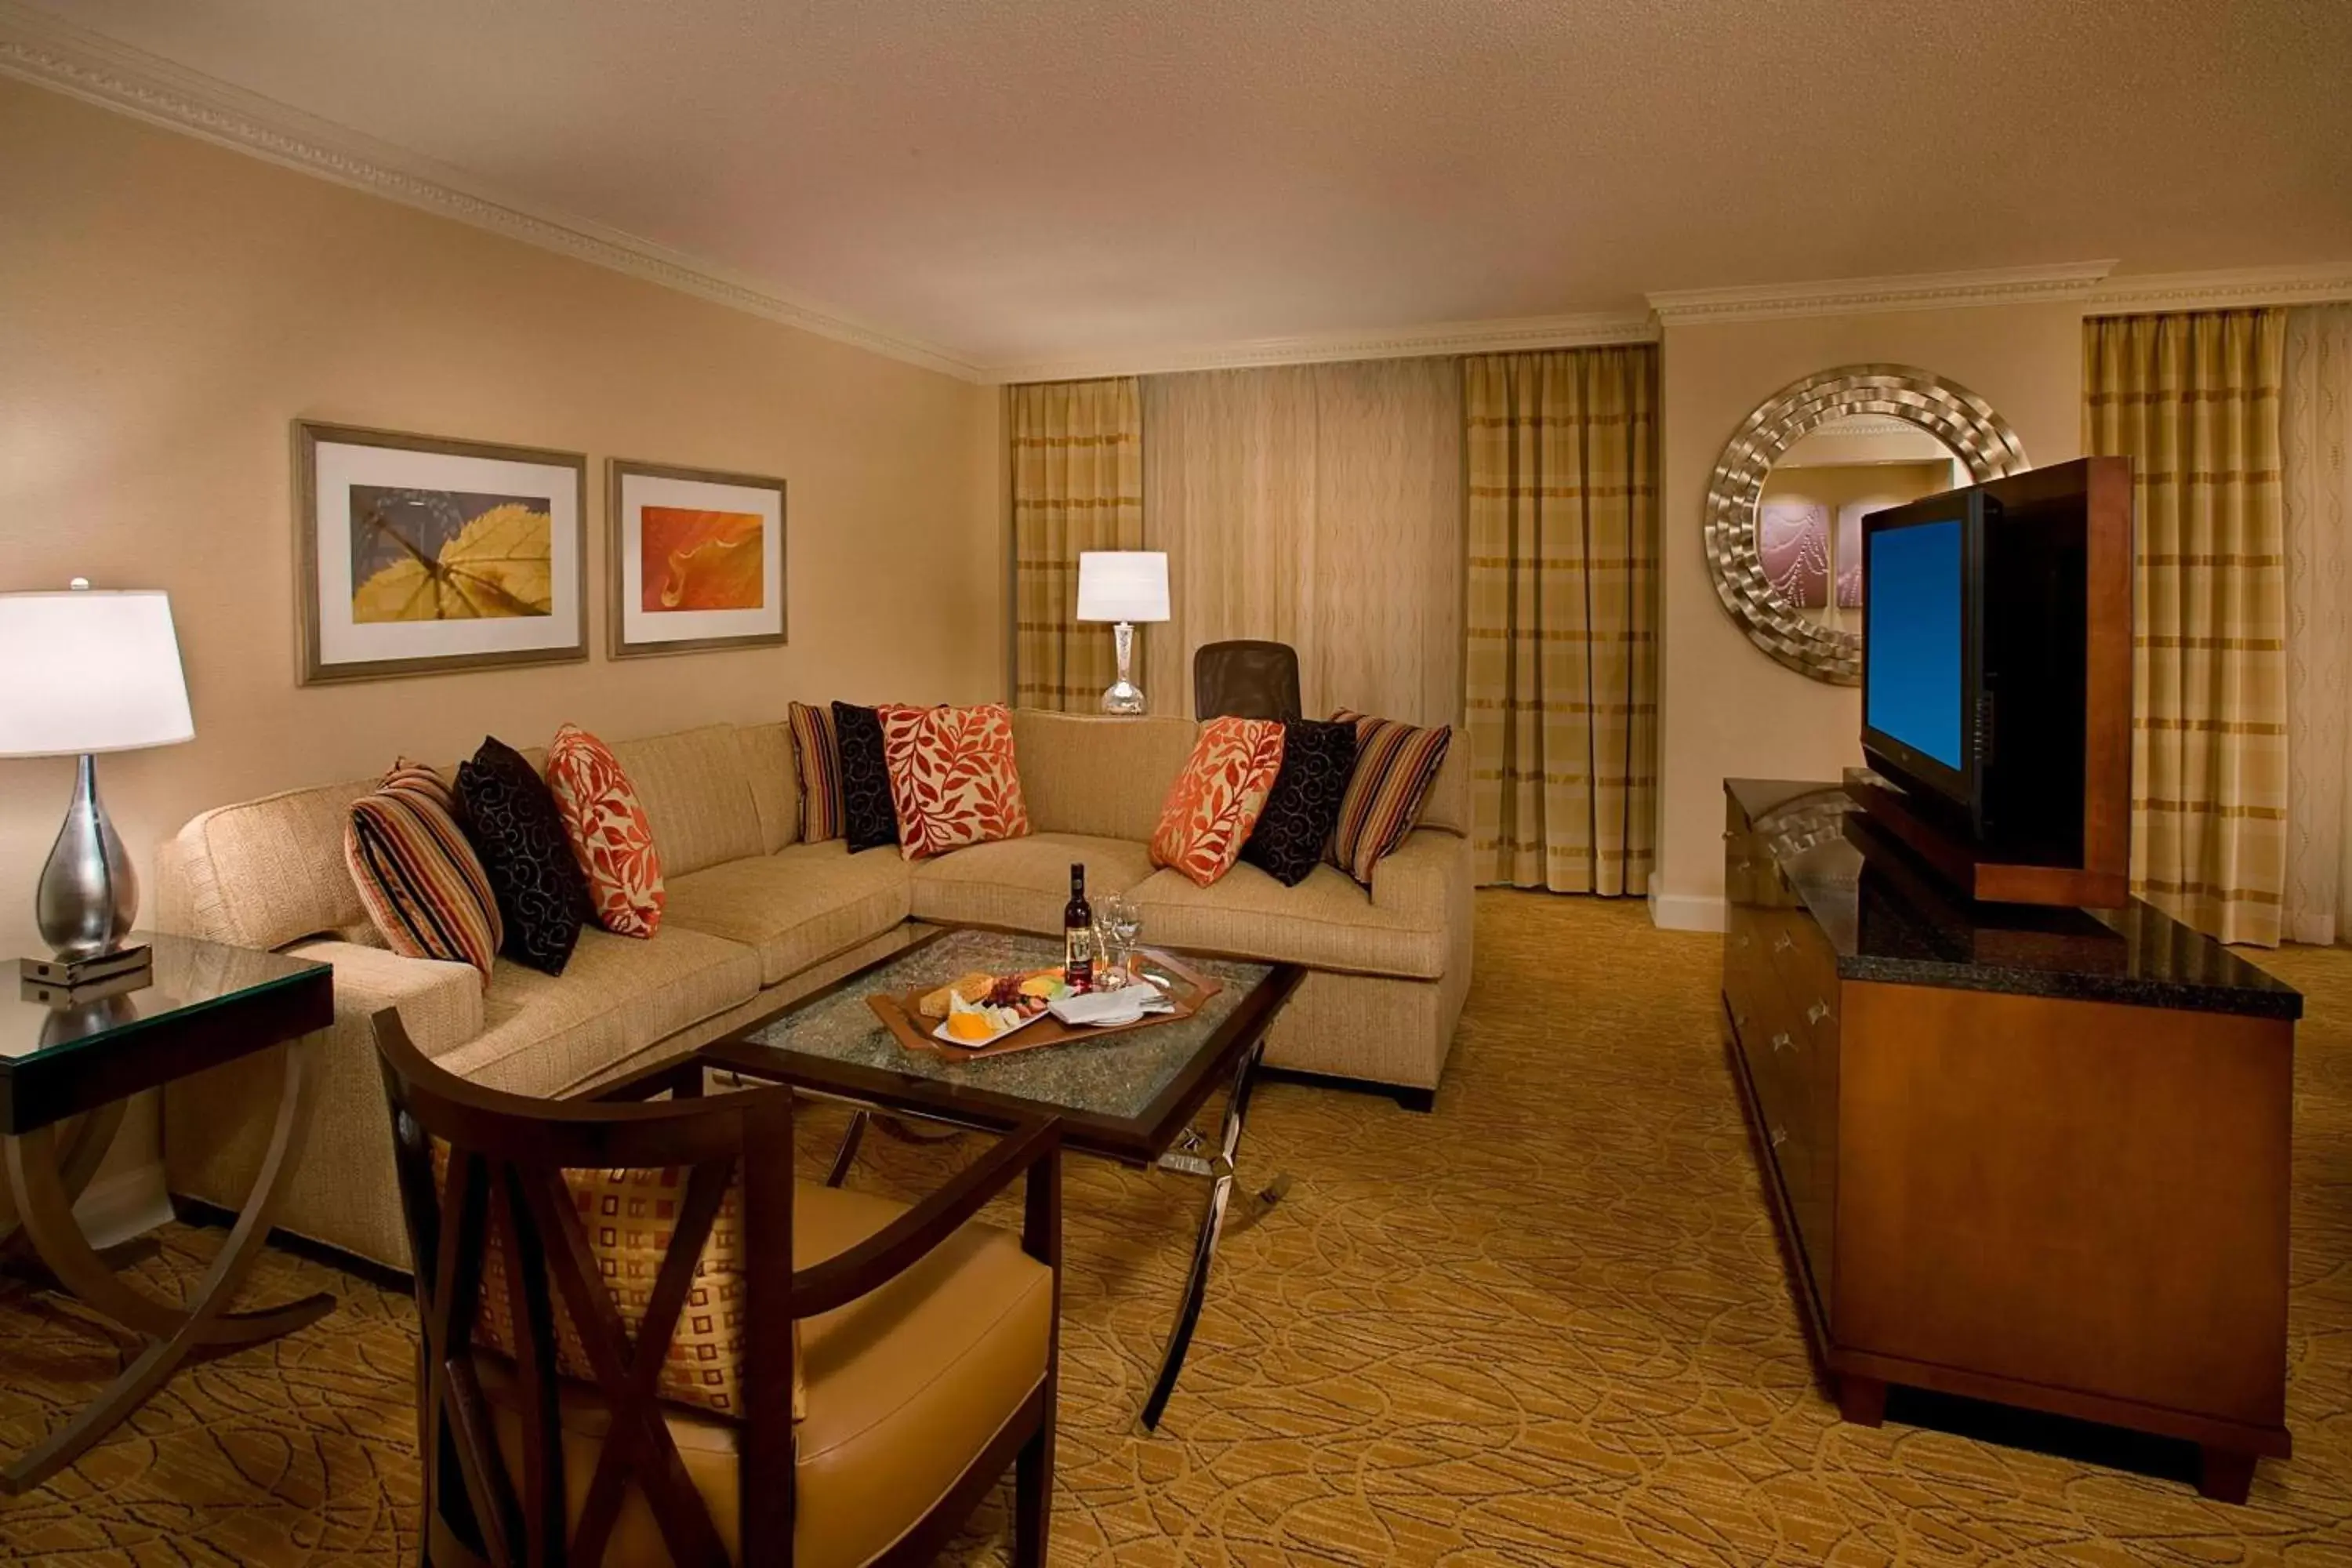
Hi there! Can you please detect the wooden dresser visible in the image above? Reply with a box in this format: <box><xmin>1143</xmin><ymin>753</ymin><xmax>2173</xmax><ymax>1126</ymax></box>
<box><xmin>1722</xmin><ymin>779</ymin><xmax>2302</xmax><ymax>1502</ymax></box>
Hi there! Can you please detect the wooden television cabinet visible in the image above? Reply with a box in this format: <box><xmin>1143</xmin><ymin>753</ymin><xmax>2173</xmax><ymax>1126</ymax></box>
<box><xmin>1722</xmin><ymin>779</ymin><xmax>2301</xmax><ymax>1502</ymax></box>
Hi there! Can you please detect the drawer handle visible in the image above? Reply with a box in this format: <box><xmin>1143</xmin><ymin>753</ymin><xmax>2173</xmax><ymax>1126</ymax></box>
<box><xmin>1770</xmin><ymin>1126</ymin><xmax>1788</xmax><ymax>1149</ymax></box>
<box><xmin>1806</xmin><ymin>1000</ymin><xmax>1830</xmax><ymax>1025</ymax></box>
<box><xmin>1772</xmin><ymin>933</ymin><xmax>1794</xmax><ymax>953</ymax></box>
<box><xmin>1770</xmin><ymin>1031</ymin><xmax>1792</xmax><ymax>1053</ymax></box>
<box><xmin>1735</xmin><ymin>933</ymin><xmax>1751</xmax><ymax>949</ymax></box>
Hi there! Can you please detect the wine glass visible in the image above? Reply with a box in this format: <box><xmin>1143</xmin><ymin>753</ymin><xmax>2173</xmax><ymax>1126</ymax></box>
<box><xmin>1100</xmin><ymin>895</ymin><xmax>1144</xmax><ymax>985</ymax></box>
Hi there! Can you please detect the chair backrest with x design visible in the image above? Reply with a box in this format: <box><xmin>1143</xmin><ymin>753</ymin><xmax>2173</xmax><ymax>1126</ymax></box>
<box><xmin>376</xmin><ymin>1014</ymin><xmax>798</xmax><ymax>1568</ymax></box>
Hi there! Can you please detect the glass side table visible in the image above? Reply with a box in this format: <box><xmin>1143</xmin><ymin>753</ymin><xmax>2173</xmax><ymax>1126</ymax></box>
<box><xmin>0</xmin><ymin>931</ymin><xmax>336</xmax><ymax>1494</ymax></box>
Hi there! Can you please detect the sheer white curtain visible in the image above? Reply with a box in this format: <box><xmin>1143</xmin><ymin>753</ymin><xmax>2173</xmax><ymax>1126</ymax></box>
<box><xmin>2284</xmin><ymin>304</ymin><xmax>2352</xmax><ymax>944</ymax></box>
<box><xmin>1139</xmin><ymin>359</ymin><xmax>1462</xmax><ymax>725</ymax></box>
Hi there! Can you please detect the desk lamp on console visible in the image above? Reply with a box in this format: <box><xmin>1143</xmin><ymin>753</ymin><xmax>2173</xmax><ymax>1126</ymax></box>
<box><xmin>1722</xmin><ymin>456</ymin><xmax>2301</xmax><ymax>1503</ymax></box>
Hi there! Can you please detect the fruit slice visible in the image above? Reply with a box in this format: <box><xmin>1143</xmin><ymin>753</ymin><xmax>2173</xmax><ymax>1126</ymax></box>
<box><xmin>946</xmin><ymin>1011</ymin><xmax>996</xmax><ymax>1044</ymax></box>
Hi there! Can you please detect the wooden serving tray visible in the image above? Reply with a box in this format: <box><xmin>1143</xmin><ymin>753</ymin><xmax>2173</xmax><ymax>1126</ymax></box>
<box><xmin>866</xmin><ymin>949</ymin><xmax>1223</xmax><ymax>1061</ymax></box>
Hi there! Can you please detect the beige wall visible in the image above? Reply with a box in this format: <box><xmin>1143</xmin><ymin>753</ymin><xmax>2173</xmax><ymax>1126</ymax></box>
<box><xmin>0</xmin><ymin>79</ymin><xmax>1002</xmax><ymax>957</ymax></box>
<box><xmin>1653</xmin><ymin>303</ymin><xmax>2085</xmax><ymax>927</ymax></box>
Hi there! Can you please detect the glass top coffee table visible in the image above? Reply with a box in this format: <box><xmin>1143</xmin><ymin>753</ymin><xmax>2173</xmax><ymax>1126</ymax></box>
<box><xmin>611</xmin><ymin>926</ymin><xmax>1303</xmax><ymax>1429</ymax></box>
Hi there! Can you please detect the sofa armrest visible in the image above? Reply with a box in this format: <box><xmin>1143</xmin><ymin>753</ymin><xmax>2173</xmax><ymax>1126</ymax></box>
<box><xmin>283</xmin><ymin>940</ymin><xmax>486</xmax><ymax>1062</ymax></box>
<box><xmin>1369</xmin><ymin>827</ymin><xmax>1472</xmax><ymax>931</ymax></box>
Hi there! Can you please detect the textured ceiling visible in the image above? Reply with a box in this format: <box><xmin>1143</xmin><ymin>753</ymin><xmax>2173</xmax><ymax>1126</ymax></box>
<box><xmin>19</xmin><ymin>0</ymin><xmax>2352</xmax><ymax>368</ymax></box>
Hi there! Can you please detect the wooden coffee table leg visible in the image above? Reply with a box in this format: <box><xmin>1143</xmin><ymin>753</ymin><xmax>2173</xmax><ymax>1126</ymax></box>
<box><xmin>0</xmin><ymin>1038</ymin><xmax>335</xmax><ymax>1494</ymax></box>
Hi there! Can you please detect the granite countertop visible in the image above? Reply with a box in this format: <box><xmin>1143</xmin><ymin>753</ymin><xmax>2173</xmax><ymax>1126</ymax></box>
<box><xmin>1726</xmin><ymin>779</ymin><xmax>2303</xmax><ymax>1021</ymax></box>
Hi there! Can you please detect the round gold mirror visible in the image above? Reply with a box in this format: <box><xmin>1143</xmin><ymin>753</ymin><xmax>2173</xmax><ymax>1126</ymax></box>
<box><xmin>1704</xmin><ymin>365</ymin><xmax>2029</xmax><ymax>684</ymax></box>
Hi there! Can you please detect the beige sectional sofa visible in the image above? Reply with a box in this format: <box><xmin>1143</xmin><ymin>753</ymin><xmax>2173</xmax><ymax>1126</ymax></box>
<box><xmin>158</xmin><ymin>710</ymin><xmax>1472</xmax><ymax>1271</ymax></box>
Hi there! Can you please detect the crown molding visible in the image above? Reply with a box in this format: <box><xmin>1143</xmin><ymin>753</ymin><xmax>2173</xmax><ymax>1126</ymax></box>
<box><xmin>0</xmin><ymin>2</ymin><xmax>988</xmax><ymax>382</ymax></box>
<box><xmin>10</xmin><ymin>2</ymin><xmax>2347</xmax><ymax>389</ymax></box>
<box><xmin>1647</xmin><ymin>260</ymin><xmax>2120</xmax><ymax>326</ymax></box>
<box><xmin>986</xmin><ymin>309</ymin><xmax>1659</xmax><ymax>385</ymax></box>
<box><xmin>2085</xmin><ymin>262</ymin><xmax>2352</xmax><ymax>312</ymax></box>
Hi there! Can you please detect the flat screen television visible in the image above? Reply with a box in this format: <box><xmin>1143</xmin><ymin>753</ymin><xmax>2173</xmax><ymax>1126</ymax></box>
<box><xmin>1860</xmin><ymin>472</ymin><xmax>2096</xmax><ymax>864</ymax></box>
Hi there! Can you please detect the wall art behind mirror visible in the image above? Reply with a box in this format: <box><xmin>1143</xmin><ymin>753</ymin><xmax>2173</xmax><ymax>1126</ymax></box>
<box><xmin>607</xmin><ymin>459</ymin><xmax>787</xmax><ymax>659</ymax></box>
<box><xmin>1703</xmin><ymin>365</ymin><xmax>2027</xmax><ymax>684</ymax></box>
<box><xmin>295</xmin><ymin>421</ymin><xmax>588</xmax><ymax>684</ymax></box>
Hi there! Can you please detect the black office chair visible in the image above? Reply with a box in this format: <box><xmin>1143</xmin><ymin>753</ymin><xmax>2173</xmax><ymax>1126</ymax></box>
<box><xmin>1193</xmin><ymin>641</ymin><xmax>1302</xmax><ymax>721</ymax></box>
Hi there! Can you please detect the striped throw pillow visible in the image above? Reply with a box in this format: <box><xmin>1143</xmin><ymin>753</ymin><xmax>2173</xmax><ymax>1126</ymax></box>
<box><xmin>346</xmin><ymin>760</ymin><xmax>503</xmax><ymax>983</ymax></box>
<box><xmin>788</xmin><ymin>701</ymin><xmax>844</xmax><ymax>842</ymax></box>
<box><xmin>1327</xmin><ymin>710</ymin><xmax>1452</xmax><ymax>886</ymax></box>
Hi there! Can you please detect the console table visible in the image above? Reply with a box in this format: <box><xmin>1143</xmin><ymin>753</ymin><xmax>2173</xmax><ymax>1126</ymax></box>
<box><xmin>1722</xmin><ymin>779</ymin><xmax>2301</xmax><ymax>1503</ymax></box>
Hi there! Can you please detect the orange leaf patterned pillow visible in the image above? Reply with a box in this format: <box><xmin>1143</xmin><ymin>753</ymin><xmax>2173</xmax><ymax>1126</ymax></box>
<box><xmin>877</xmin><ymin>703</ymin><xmax>1034</xmax><ymax>861</ymax></box>
<box><xmin>1151</xmin><ymin>718</ymin><xmax>1287</xmax><ymax>887</ymax></box>
<box><xmin>545</xmin><ymin>724</ymin><xmax>665</xmax><ymax>938</ymax></box>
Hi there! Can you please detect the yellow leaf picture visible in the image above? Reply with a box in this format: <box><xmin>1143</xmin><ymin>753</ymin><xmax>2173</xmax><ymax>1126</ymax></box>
<box><xmin>351</xmin><ymin>498</ymin><xmax>554</xmax><ymax>622</ymax></box>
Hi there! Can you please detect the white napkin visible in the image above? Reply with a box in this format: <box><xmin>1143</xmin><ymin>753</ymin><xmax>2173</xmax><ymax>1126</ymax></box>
<box><xmin>1048</xmin><ymin>982</ymin><xmax>1171</xmax><ymax>1027</ymax></box>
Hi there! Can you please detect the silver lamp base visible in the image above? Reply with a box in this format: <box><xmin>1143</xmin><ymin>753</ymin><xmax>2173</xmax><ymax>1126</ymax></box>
<box><xmin>35</xmin><ymin>754</ymin><xmax>140</xmax><ymax>963</ymax></box>
<box><xmin>1100</xmin><ymin>621</ymin><xmax>1147</xmax><ymax>714</ymax></box>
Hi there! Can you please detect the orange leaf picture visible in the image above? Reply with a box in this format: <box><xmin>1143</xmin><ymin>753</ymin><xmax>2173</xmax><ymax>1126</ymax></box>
<box><xmin>641</xmin><ymin>506</ymin><xmax>764</xmax><ymax>612</ymax></box>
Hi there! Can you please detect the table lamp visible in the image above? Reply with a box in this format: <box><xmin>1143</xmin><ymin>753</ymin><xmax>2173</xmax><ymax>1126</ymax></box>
<box><xmin>0</xmin><ymin>581</ymin><xmax>194</xmax><ymax>982</ymax></box>
<box><xmin>1075</xmin><ymin>551</ymin><xmax>1169</xmax><ymax>714</ymax></box>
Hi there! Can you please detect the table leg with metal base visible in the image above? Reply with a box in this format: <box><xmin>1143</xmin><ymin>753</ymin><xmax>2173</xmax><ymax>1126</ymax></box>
<box><xmin>0</xmin><ymin>1038</ymin><xmax>336</xmax><ymax>1494</ymax></box>
<box><xmin>1141</xmin><ymin>1036</ymin><xmax>1278</xmax><ymax>1431</ymax></box>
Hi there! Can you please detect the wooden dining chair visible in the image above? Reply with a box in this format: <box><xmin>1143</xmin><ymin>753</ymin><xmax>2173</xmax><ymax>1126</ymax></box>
<box><xmin>372</xmin><ymin>1009</ymin><xmax>1062</xmax><ymax>1568</ymax></box>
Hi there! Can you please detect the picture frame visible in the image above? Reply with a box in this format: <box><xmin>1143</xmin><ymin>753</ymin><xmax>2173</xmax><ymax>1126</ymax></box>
<box><xmin>606</xmin><ymin>458</ymin><xmax>789</xmax><ymax>659</ymax></box>
<box><xmin>293</xmin><ymin>420</ymin><xmax>588</xmax><ymax>685</ymax></box>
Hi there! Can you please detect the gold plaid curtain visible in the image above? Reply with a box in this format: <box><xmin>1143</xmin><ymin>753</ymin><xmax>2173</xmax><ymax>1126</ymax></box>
<box><xmin>1463</xmin><ymin>345</ymin><xmax>1660</xmax><ymax>893</ymax></box>
<box><xmin>2085</xmin><ymin>310</ymin><xmax>2288</xmax><ymax>946</ymax></box>
<box><xmin>1011</xmin><ymin>378</ymin><xmax>1142</xmax><ymax>710</ymax></box>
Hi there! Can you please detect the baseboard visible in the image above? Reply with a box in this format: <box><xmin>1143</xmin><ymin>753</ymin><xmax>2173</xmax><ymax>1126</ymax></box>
<box><xmin>1649</xmin><ymin>893</ymin><xmax>1728</xmax><ymax>933</ymax></box>
<box><xmin>173</xmin><ymin>1193</ymin><xmax>414</xmax><ymax>1294</ymax></box>
<box><xmin>73</xmin><ymin>1160</ymin><xmax>175</xmax><ymax>1251</ymax></box>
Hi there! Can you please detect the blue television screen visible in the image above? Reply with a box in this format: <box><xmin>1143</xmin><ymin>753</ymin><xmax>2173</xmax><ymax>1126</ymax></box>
<box><xmin>1866</xmin><ymin>518</ymin><xmax>1964</xmax><ymax>771</ymax></box>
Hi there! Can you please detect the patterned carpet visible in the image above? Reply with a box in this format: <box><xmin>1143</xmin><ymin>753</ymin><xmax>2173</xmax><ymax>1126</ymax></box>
<box><xmin>2</xmin><ymin>891</ymin><xmax>2348</xmax><ymax>1565</ymax></box>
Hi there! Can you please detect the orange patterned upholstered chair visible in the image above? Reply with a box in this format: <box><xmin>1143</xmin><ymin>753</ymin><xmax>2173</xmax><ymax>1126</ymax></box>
<box><xmin>372</xmin><ymin>1007</ymin><xmax>1062</xmax><ymax>1568</ymax></box>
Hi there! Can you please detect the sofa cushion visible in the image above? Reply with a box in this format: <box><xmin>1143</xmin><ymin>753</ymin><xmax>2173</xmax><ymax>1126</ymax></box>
<box><xmin>459</xmin><ymin>736</ymin><xmax>592</xmax><ymax>976</ymax></box>
<box><xmin>1327</xmin><ymin>711</ymin><xmax>1453</xmax><ymax>886</ymax></box>
<box><xmin>1242</xmin><ymin>717</ymin><xmax>1357</xmax><ymax>887</ymax></box>
<box><xmin>434</xmin><ymin>926</ymin><xmax>761</xmax><ymax>1094</ymax></box>
<box><xmin>546</xmin><ymin>725</ymin><xmax>666</xmax><ymax>939</ymax></box>
<box><xmin>879</xmin><ymin>702</ymin><xmax>1033</xmax><ymax>861</ymax></box>
<box><xmin>608</xmin><ymin>724</ymin><xmax>766</xmax><ymax>877</ymax></box>
<box><xmin>833</xmin><ymin>702</ymin><xmax>900</xmax><ymax>853</ymax></box>
<box><xmin>1127</xmin><ymin>860</ymin><xmax>1446</xmax><ymax>980</ymax></box>
<box><xmin>909</xmin><ymin>833</ymin><xmax>1156</xmax><ymax>934</ymax></box>
<box><xmin>739</xmin><ymin>720</ymin><xmax>802</xmax><ymax>855</ymax></box>
<box><xmin>788</xmin><ymin>702</ymin><xmax>844</xmax><ymax>844</ymax></box>
<box><xmin>1149</xmin><ymin>717</ymin><xmax>1286</xmax><ymax>887</ymax></box>
<box><xmin>663</xmin><ymin>841</ymin><xmax>912</xmax><ymax>988</ymax></box>
<box><xmin>345</xmin><ymin>760</ymin><xmax>503</xmax><ymax>981</ymax></box>
<box><xmin>1007</xmin><ymin>710</ymin><xmax>1198</xmax><ymax>842</ymax></box>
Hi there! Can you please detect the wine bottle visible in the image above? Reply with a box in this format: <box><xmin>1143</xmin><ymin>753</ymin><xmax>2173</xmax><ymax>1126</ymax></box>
<box><xmin>1063</xmin><ymin>862</ymin><xmax>1094</xmax><ymax>991</ymax></box>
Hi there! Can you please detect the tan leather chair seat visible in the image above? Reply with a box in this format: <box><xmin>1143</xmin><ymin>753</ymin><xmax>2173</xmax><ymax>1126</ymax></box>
<box><xmin>484</xmin><ymin>1180</ymin><xmax>1052</xmax><ymax>1568</ymax></box>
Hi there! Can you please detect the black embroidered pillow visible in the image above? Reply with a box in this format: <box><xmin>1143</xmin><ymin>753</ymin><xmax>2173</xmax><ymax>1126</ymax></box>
<box><xmin>456</xmin><ymin>736</ymin><xmax>591</xmax><ymax>975</ymax></box>
<box><xmin>832</xmin><ymin>701</ymin><xmax>901</xmax><ymax>853</ymax></box>
<box><xmin>1241</xmin><ymin>718</ymin><xmax>1358</xmax><ymax>887</ymax></box>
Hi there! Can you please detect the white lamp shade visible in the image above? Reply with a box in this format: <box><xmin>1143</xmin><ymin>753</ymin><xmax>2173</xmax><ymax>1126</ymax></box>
<box><xmin>1076</xmin><ymin>552</ymin><xmax>1170</xmax><ymax>622</ymax></box>
<box><xmin>0</xmin><ymin>589</ymin><xmax>195</xmax><ymax>757</ymax></box>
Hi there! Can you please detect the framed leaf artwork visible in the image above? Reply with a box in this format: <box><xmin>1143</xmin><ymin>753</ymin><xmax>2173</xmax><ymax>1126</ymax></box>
<box><xmin>607</xmin><ymin>459</ymin><xmax>787</xmax><ymax>659</ymax></box>
<box><xmin>294</xmin><ymin>421</ymin><xmax>588</xmax><ymax>684</ymax></box>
